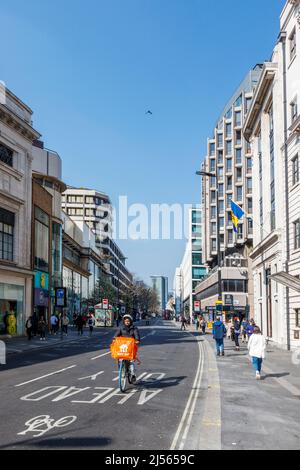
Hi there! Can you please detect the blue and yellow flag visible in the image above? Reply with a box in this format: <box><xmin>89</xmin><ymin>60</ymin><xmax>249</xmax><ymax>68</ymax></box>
<box><xmin>231</xmin><ymin>201</ymin><xmax>245</xmax><ymax>233</ymax></box>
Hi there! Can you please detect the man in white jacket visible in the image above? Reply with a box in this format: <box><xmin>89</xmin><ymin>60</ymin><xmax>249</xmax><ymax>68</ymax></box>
<box><xmin>247</xmin><ymin>327</ymin><xmax>266</xmax><ymax>380</ymax></box>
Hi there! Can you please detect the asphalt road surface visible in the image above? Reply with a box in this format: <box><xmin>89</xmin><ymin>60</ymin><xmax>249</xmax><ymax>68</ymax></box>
<box><xmin>0</xmin><ymin>319</ymin><xmax>207</xmax><ymax>450</ymax></box>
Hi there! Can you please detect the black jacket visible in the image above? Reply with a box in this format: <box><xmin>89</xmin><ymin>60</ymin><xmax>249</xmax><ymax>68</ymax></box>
<box><xmin>114</xmin><ymin>324</ymin><xmax>140</xmax><ymax>342</ymax></box>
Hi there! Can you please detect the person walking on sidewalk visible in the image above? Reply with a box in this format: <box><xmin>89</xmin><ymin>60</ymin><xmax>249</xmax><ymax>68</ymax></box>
<box><xmin>76</xmin><ymin>314</ymin><xmax>84</xmax><ymax>335</ymax></box>
<box><xmin>50</xmin><ymin>314</ymin><xmax>58</xmax><ymax>335</ymax></box>
<box><xmin>241</xmin><ymin>319</ymin><xmax>248</xmax><ymax>343</ymax></box>
<box><xmin>38</xmin><ymin>315</ymin><xmax>47</xmax><ymax>341</ymax></box>
<box><xmin>200</xmin><ymin>318</ymin><xmax>207</xmax><ymax>335</ymax></box>
<box><xmin>25</xmin><ymin>315</ymin><xmax>33</xmax><ymax>341</ymax></box>
<box><xmin>248</xmin><ymin>326</ymin><xmax>266</xmax><ymax>380</ymax></box>
<box><xmin>180</xmin><ymin>315</ymin><xmax>187</xmax><ymax>331</ymax></box>
<box><xmin>234</xmin><ymin>317</ymin><xmax>241</xmax><ymax>351</ymax></box>
<box><xmin>246</xmin><ymin>319</ymin><xmax>256</xmax><ymax>341</ymax></box>
<box><xmin>88</xmin><ymin>313</ymin><xmax>95</xmax><ymax>336</ymax></box>
<box><xmin>213</xmin><ymin>316</ymin><xmax>227</xmax><ymax>357</ymax></box>
<box><xmin>62</xmin><ymin>314</ymin><xmax>69</xmax><ymax>336</ymax></box>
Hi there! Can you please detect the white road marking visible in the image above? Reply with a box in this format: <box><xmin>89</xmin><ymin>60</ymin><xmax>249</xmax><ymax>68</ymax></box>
<box><xmin>78</xmin><ymin>371</ymin><xmax>104</xmax><ymax>381</ymax></box>
<box><xmin>90</xmin><ymin>351</ymin><xmax>110</xmax><ymax>361</ymax></box>
<box><xmin>137</xmin><ymin>389</ymin><xmax>163</xmax><ymax>405</ymax></box>
<box><xmin>170</xmin><ymin>338</ymin><xmax>203</xmax><ymax>450</ymax></box>
<box><xmin>18</xmin><ymin>415</ymin><xmax>77</xmax><ymax>438</ymax></box>
<box><xmin>15</xmin><ymin>366</ymin><xmax>77</xmax><ymax>387</ymax></box>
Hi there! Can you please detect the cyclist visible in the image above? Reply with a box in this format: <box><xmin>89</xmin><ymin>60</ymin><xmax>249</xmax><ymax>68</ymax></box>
<box><xmin>114</xmin><ymin>314</ymin><xmax>140</xmax><ymax>383</ymax></box>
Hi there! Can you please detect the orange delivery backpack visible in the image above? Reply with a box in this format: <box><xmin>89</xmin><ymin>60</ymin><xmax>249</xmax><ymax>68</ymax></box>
<box><xmin>110</xmin><ymin>337</ymin><xmax>138</xmax><ymax>361</ymax></box>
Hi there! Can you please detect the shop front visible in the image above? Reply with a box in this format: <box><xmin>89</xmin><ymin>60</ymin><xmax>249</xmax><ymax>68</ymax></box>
<box><xmin>0</xmin><ymin>282</ymin><xmax>24</xmax><ymax>336</ymax></box>
<box><xmin>33</xmin><ymin>271</ymin><xmax>50</xmax><ymax>320</ymax></box>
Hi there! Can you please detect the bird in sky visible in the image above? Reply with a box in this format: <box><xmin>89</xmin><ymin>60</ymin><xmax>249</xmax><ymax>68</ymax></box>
<box><xmin>145</xmin><ymin>110</ymin><xmax>153</xmax><ymax>115</ymax></box>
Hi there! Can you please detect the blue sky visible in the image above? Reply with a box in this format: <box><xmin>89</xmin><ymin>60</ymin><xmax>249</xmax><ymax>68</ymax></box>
<box><xmin>1</xmin><ymin>0</ymin><xmax>285</xmax><ymax>286</ymax></box>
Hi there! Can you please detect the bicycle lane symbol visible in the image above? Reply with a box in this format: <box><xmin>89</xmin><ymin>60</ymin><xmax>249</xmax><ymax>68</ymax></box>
<box><xmin>18</xmin><ymin>415</ymin><xmax>77</xmax><ymax>438</ymax></box>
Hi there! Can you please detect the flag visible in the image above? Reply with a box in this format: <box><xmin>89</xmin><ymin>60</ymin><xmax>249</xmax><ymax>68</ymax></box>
<box><xmin>231</xmin><ymin>201</ymin><xmax>245</xmax><ymax>233</ymax></box>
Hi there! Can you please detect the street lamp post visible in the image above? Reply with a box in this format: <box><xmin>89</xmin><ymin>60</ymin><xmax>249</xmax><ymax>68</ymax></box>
<box><xmin>196</xmin><ymin>171</ymin><xmax>222</xmax><ymax>305</ymax></box>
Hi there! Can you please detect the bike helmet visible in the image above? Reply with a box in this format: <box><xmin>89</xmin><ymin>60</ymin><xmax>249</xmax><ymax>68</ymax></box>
<box><xmin>123</xmin><ymin>314</ymin><xmax>133</xmax><ymax>322</ymax></box>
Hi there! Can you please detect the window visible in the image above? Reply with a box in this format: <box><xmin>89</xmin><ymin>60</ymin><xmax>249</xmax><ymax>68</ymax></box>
<box><xmin>246</xmin><ymin>141</ymin><xmax>252</xmax><ymax>154</ymax></box>
<box><xmin>290</xmin><ymin>28</ymin><xmax>296</xmax><ymax>61</ymax></box>
<box><xmin>85</xmin><ymin>208</ymin><xmax>96</xmax><ymax>217</ymax></box>
<box><xmin>211</xmin><ymin>222</ymin><xmax>217</xmax><ymax>235</ymax></box>
<box><xmin>210</xmin><ymin>176</ymin><xmax>217</xmax><ymax>188</ymax></box>
<box><xmin>192</xmin><ymin>267</ymin><xmax>207</xmax><ymax>280</ymax></box>
<box><xmin>218</xmin><ymin>167</ymin><xmax>224</xmax><ymax>179</ymax></box>
<box><xmin>192</xmin><ymin>239</ymin><xmax>201</xmax><ymax>251</ymax></box>
<box><xmin>296</xmin><ymin>309</ymin><xmax>300</xmax><ymax>328</ymax></box>
<box><xmin>210</xmin><ymin>159</ymin><xmax>216</xmax><ymax>172</ymax></box>
<box><xmin>228</xmin><ymin>230</ymin><xmax>233</xmax><ymax>244</ymax></box>
<box><xmin>236</xmin><ymin>186</ymin><xmax>243</xmax><ymax>201</ymax></box>
<box><xmin>218</xmin><ymin>150</ymin><xmax>223</xmax><ymax>164</ymax></box>
<box><xmin>226</xmin><ymin>159</ymin><xmax>232</xmax><ymax>173</ymax></box>
<box><xmin>294</xmin><ymin>220</ymin><xmax>300</xmax><ymax>250</ymax></box>
<box><xmin>235</xmin><ymin>95</ymin><xmax>242</xmax><ymax>107</ymax></box>
<box><xmin>248</xmin><ymin>218</ymin><xmax>253</xmax><ymax>235</ymax></box>
<box><xmin>246</xmin><ymin>178</ymin><xmax>252</xmax><ymax>194</ymax></box>
<box><xmin>192</xmin><ymin>211</ymin><xmax>201</xmax><ymax>224</ymax></box>
<box><xmin>211</xmin><ymin>239</ymin><xmax>217</xmax><ymax>252</ymax></box>
<box><xmin>235</xmin><ymin>111</ymin><xmax>242</xmax><ymax>127</ymax></box>
<box><xmin>236</xmin><ymin>168</ymin><xmax>243</xmax><ymax>182</ymax></box>
<box><xmin>226</xmin><ymin>140</ymin><xmax>232</xmax><ymax>156</ymax></box>
<box><xmin>218</xmin><ymin>184</ymin><xmax>224</xmax><ymax>198</ymax></box>
<box><xmin>217</xmin><ymin>134</ymin><xmax>223</xmax><ymax>148</ymax></box>
<box><xmin>292</xmin><ymin>155</ymin><xmax>299</xmax><ymax>186</ymax></box>
<box><xmin>0</xmin><ymin>143</ymin><xmax>13</xmax><ymax>167</ymax></box>
<box><xmin>85</xmin><ymin>196</ymin><xmax>95</xmax><ymax>204</ymax></box>
<box><xmin>219</xmin><ymin>217</ymin><xmax>224</xmax><ymax>229</ymax></box>
<box><xmin>236</xmin><ymin>148</ymin><xmax>242</xmax><ymax>164</ymax></box>
<box><xmin>209</xmin><ymin>143</ymin><xmax>216</xmax><ymax>156</ymax></box>
<box><xmin>192</xmin><ymin>225</ymin><xmax>202</xmax><ymax>237</ymax></box>
<box><xmin>248</xmin><ymin>198</ymin><xmax>253</xmax><ymax>214</ymax></box>
<box><xmin>245</xmin><ymin>97</ymin><xmax>252</xmax><ymax>113</ymax></box>
<box><xmin>192</xmin><ymin>253</ymin><xmax>202</xmax><ymax>266</ymax></box>
<box><xmin>291</xmin><ymin>99</ymin><xmax>298</xmax><ymax>123</ymax></box>
<box><xmin>210</xmin><ymin>191</ymin><xmax>216</xmax><ymax>203</ymax></box>
<box><xmin>236</xmin><ymin>130</ymin><xmax>242</xmax><ymax>146</ymax></box>
<box><xmin>218</xmin><ymin>200</ymin><xmax>224</xmax><ymax>214</ymax></box>
<box><xmin>67</xmin><ymin>208</ymin><xmax>83</xmax><ymax>216</ymax></box>
<box><xmin>226</xmin><ymin>123</ymin><xmax>232</xmax><ymax>138</ymax></box>
<box><xmin>227</xmin><ymin>194</ymin><xmax>233</xmax><ymax>209</ymax></box>
<box><xmin>0</xmin><ymin>209</ymin><xmax>14</xmax><ymax>262</ymax></box>
<box><xmin>34</xmin><ymin>207</ymin><xmax>49</xmax><ymax>272</ymax></box>
<box><xmin>225</xmin><ymin>108</ymin><xmax>232</xmax><ymax>119</ymax></box>
<box><xmin>237</xmin><ymin>224</ymin><xmax>243</xmax><ymax>240</ymax></box>
<box><xmin>211</xmin><ymin>207</ymin><xmax>216</xmax><ymax>219</ymax></box>
<box><xmin>67</xmin><ymin>195</ymin><xmax>83</xmax><ymax>203</ymax></box>
<box><xmin>246</xmin><ymin>157</ymin><xmax>252</xmax><ymax>172</ymax></box>
<box><xmin>227</xmin><ymin>176</ymin><xmax>232</xmax><ymax>191</ymax></box>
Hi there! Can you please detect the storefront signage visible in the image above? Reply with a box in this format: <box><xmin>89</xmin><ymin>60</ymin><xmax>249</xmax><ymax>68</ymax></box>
<box><xmin>34</xmin><ymin>272</ymin><xmax>49</xmax><ymax>291</ymax></box>
<box><xmin>55</xmin><ymin>288</ymin><xmax>67</xmax><ymax>308</ymax></box>
<box><xmin>34</xmin><ymin>289</ymin><xmax>49</xmax><ymax>307</ymax></box>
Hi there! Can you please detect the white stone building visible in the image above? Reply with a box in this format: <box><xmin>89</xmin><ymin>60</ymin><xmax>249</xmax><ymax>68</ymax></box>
<box><xmin>0</xmin><ymin>89</ymin><xmax>40</xmax><ymax>336</ymax></box>
<box><xmin>244</xmin><ymin>0</ymin><xmax>300</xmax><ymax>350</ymax></box>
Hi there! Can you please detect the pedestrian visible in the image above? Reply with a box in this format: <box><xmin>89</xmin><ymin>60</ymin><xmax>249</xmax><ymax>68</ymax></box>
<box><xmin>88</xmin><ymin>314</ymin><xmax>95</xmax><ymax>336</ymax></box>
<box><xmin>234</xmin><ymin>317</ymin><xmax>241</xmax><ymax>351</ymax></box>
<box><xmin>38</xmin><ymin>315</ymin><xmax>47</xmax><ymax>341</ymax></box>
<box><xmin>200</xmin><ymin>317</ymin><xmax>207</xmax><ymax>335</ymax></box>
<box><xmin>76</xmin><ymin>314</ymin><xmax>84</xmax><ymax>335</ymax></box>
<box><xmin>213</xmin><ymin>316</ymin><xmax>227</xmax><ymax>357</ymax></box>
<box><xmin>246</xmin><ymin>319</ymin><xmax>256</xmax><ymax>341</ymax></box>
<box><xmin>195</xmin><ymin>316</ymin><xmax>200</xmax><ymax>331</ymax></box>
<box><xmin>180</xmin><ymin>315</ymin><xmax>187</xmax><ymax>331</ymax></box>
<box><xmin>62</xmin><ymin>314</ymin><xmax>69</xmax><ymax>335</ymax></box>
<box><xmin>248</xmin><ymin>326</ymin><xmax>266</xmax><ymax>380</ymax></box>
<box><xmin>50</xmin><ymin>313</ymin><xmax>58</xmax><ymax>335</ymax></box>
<box><xmin>25</xmin><ymin>315</ymin><xmax>33</xmax><ymax>341</ymax></box>
<box><xmin>226</xmin><ymin>318</ymin><xmax>233</xmax><ymax>340</ymax></box>
<box><xmin>241</xmin><ymin>318</ymin><xmax>248</xmax><ymax>343</ymax></box>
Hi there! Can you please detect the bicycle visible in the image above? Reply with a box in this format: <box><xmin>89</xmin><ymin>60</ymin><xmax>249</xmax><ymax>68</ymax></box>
<box><xmin>118</xmin><ymin>359</ymin><xmax>135</xmax><ymax>393</ymax></box>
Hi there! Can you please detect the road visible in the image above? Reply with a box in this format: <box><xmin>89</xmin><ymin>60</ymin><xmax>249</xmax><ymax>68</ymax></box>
<box><xmin>1</xmin><ymin>319</ymin><xmax>300</xmax><ymax>450</ymax></box>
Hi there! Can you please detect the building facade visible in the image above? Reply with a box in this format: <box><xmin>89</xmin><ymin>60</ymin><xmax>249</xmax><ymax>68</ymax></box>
<box><xmin>62</xmin><ymin>187</ymin><xmax>133</xmax><ymax>298</ymax></box>
<box><xmin>175</xmin><ymin>208</ymin><xmax>207</xmax><ymax>319</ymax></box>
<box><xmin>151</xmin><ymin>276</ymin><xmax>168</xmax><ymax>313</ymax></box>
<box><xmin>244</xmin><ymin>0</ymin><xmax>300</xmax><ymax>349</ymax></box>
<box><xmin>196</xmin><ymin>66</ymin><xmax>263</xmax><ymax>319</ymax></box>
<box><xmin>0</xmin><ymin>89</ymin><xmax>40</xmax><ymax>336</ymax></box>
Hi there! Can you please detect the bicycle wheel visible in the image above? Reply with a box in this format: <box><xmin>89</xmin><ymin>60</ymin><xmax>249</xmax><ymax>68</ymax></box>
<box><xmin>119</xmin><ymin>360</ymin><xmax>127</xmax><ymax>393</ymax></box>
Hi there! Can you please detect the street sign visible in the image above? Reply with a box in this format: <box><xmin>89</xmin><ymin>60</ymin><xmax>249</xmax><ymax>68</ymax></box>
<box><xmin>55</xmin><ymin>288</ymin><xmax>66</xmax><ymax>308</ymax></box>
<box><xmin>194</xmin><ymin>301</ymin><xmax>200</xmax><ymax>313</ymax></box>
<box><xmin>215</xmin><ymin>300</ymin><xmax>223</xmax><ymax>312</ymax></box>
<box><xmin>103</xmin><ymin>299</ymin><xmax>109</xmax><ymax>310</ymax></box>
<box><xmin>121</xmin><ymin>306</ymin><xmax>126</xmax><ymax>314</ymax></box>
<box><xmin>225</xmin><ymin>294</ymin><xmax>233</xmax><ymax>305</ymax></box>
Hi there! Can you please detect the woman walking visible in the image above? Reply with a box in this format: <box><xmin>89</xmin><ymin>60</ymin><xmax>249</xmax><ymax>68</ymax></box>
<box><xmin>248</xmin><ymin>326</ymin><xmax>266</xmax><ymax>380</ymax></box>
<box><xmin>38</xmin><ymin>315</ymin><xmax>47</xmax><ymax>341</ymax></box>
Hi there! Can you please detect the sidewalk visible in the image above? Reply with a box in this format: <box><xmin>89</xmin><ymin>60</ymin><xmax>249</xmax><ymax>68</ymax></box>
<box><xmin>1</xmin><ymin>327</ymin><xmax>111</xmax><ymax>356</ymax></box>
<box><xmin>176</xmin><ymin>320</ymin><xmax>300</xmax><ymax>398</ymax></box>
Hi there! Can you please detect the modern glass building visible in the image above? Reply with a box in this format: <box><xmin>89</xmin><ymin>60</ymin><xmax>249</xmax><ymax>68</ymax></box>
<box><xmin>151</xmin><ymin>276</ymin><xmax>168</xmax><ymax>313</ymax></box>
